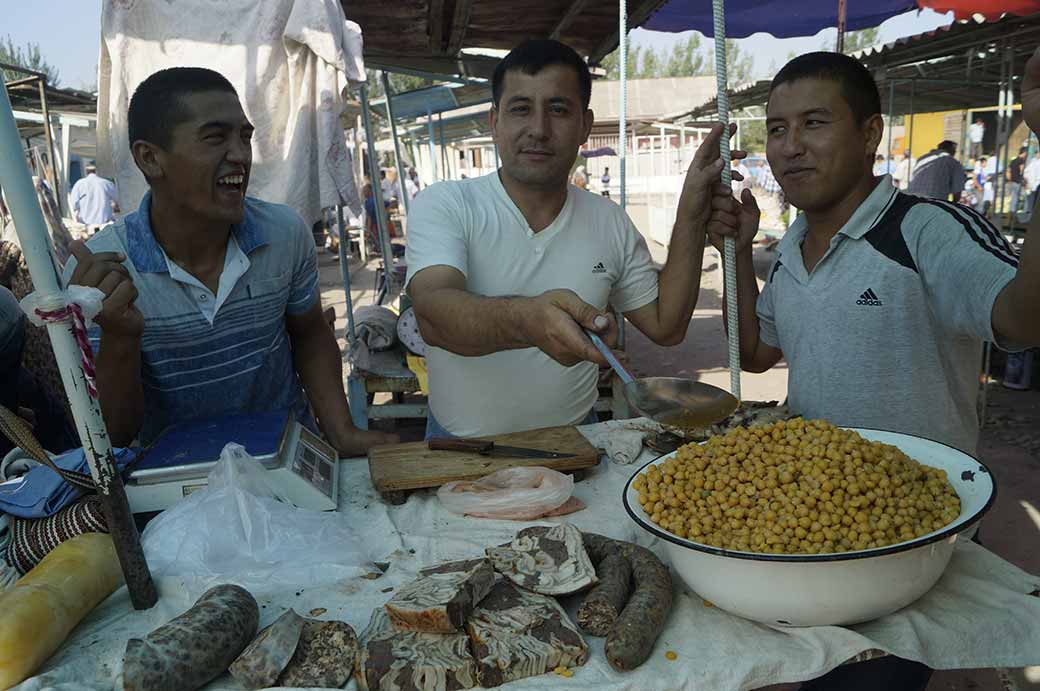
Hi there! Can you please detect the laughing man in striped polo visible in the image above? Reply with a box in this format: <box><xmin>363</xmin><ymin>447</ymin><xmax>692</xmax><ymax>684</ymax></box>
<box><xmin>63</xmin><ymin>68</ymin><xmax>396</xmax><ymax>455</ymax></box>
<box><xmin>707</xmin><ymin>50</ymin><xmax>1040</xmax><ymax>691</ymax></box>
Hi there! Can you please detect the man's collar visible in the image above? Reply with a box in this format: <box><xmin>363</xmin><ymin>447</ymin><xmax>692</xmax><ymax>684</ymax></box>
<box><xmin>125</xmin><ymin>192</ymin><xmax>269</xmax><ymax>273</ymax></box>
<box><xmin>776</xmin><ymin>175</ymin><xmax>898</xmax><ymax>255</ymax></box>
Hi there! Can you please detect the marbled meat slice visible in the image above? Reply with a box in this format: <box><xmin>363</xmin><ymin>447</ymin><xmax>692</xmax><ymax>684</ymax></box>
<box><xmin>465</xmin><ymin>580</ymin><xmax>588</xmax><ymax>687</ymax></box>
<box><xmin>276</xmin><ymin>618</ymin><xmax>358</xmax><ymax>688</ymax></box>
<box><xmin>486</xmin><ymin>523</ymin><xmax>597</xmax><ymax>595</ymax></box>
<box><xmin>385</xmin><ymin>558</ymin><xmax>495</xmax><ymax>633</ymax></box>
<box><xmin>356</xmin><ymin>608</ymin><xmax>478</xmax><ymax>691</ymax></box>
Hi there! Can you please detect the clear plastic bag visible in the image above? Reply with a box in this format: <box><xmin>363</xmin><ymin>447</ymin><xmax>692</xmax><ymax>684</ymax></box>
<box><xmin>141</xmin><ymin>443</ymin><xmax>371</xmax><ymax>596</ymax></box>
<box><xmin>437</xmin><ymin>466</ymin><xmax>575</xmax><ymax>520</ymax></box>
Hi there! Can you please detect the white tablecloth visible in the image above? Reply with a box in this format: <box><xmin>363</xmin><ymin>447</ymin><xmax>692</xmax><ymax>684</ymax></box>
<box><xmin>14</xmin><ymin>423</ymin><xmax>1040</xmax><ymax>691</ymax></box>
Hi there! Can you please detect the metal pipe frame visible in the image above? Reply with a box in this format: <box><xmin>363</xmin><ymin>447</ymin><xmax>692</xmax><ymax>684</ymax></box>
<box><xmin>359</xmin><ymin>84</ymin><xmax>395</xmax><ymax>286</ymax></box>
<box><xmin>381</xmin><ymin>72</ymin><xmax>412</xmax><ymax>217</ymax></box>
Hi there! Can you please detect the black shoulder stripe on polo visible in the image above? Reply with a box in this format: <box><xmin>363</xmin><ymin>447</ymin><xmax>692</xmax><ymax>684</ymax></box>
<box><xmin>863</xmin><ymin>192</ymin><xmax>919</xmax><ymax>273</ymax></box>
<box><xmin>768</xmin><ymin>257</ymin><xmax>784</xmax><ymax>283</ymax></box>
<box><xmin>948</xmin><ymin>201</ymin><xmax>1020</xmax><ymax>267</ymax></box>
<box><xmin>919</xmin><ymin>199</ymin><xmax>1020</xmax><ymax>269</ymax></box>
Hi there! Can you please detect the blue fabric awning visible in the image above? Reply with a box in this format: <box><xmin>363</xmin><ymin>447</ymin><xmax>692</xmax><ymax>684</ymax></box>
<box><xmin>642</xmin><ymin>0</ymin><xmax>917</xmax><ymax>37</ymax></box>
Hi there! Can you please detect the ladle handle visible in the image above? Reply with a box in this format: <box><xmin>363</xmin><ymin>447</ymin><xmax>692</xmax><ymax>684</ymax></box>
<box><xmin>586</xmin><ymin>331</ymin><xmax>634</xmax><ymax>385</ymax></box>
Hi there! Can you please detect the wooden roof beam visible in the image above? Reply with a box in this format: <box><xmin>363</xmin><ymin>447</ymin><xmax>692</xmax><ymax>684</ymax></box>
<box><xmin>550</xmin><ymin>0</ymin><xmax>590</xmax><ymax>41</ymax></box>
<box><xmin>429</xmin><ymin>0</ymin><xmax>446</xmax><ymax>53</ymax></box>
<box><xmin>447</xmin><ymin>0</ymin><xmax>476</xmax><ymax>55</ymax></box>
<box><xmin>588</xmin><ymin>0</ymin><xmax>670</xmax><ymax>65</ymax></box>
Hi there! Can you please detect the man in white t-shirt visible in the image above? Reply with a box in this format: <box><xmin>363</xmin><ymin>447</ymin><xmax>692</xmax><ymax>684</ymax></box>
<box><xmin>406</xmin><ymin>39</ymin><xmax>731</xmax><ymax>438</ymax></box>
<box><xmin>969</xmin><ymin>118</ymin><xmax>985</xmax><ymax>159</ymax></box>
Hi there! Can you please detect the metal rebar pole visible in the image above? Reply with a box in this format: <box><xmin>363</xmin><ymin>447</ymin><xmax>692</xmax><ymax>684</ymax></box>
<box><xmin>0</xmin><ymin>82</ymin><xmax>157</xmax><ymax>609</ymax></box>
<box><xmin>335</xmin><ymin>205</ymin><xmax>357</xmax><ymax>343</ymax></box>
<box><xmin>426</xmin><ymin>105</ymin><xmax>438</xmax><ymax>182</ymax></box>
<box><xmin>712</xmin><ymin>0</ymin><xmax>740</xmax><ymax>401</ymax></box>
<box><xmin>619</xmin><ymin>0</ymin><xmax>627</xmax><ymax>210</ymax></box>
<box><xmin>886</xmin><ymin>79</ymin><xmax>895</xmax><ymax>169</ymax></box>
<box><xmin>381</xmin><ymin>72</ymin><xmax>411</xmax><ymax>217</ymax></box>
<box><xmin>438</xmin><ymin>113</ymin><xmax>448</xmax><ymax>180</ymax></box>
<box><xmin>907</xmin><ymin>80</ymin><xmax>916</xmax><ymax>181</ymax></box>
<box><xmin>37</xmin><ymin>79</ymin><xmax>62</xmax><ymax>212</ymax></box>
<box><xmin>359</xmin><ymin>85</ymin><xmax>394</xmax><ymax>275</ymax></box>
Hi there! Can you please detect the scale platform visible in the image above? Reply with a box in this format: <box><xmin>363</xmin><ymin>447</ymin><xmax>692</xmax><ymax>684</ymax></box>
<box><xmin>125</xmin><ymin>410</ymin><xmax>340</xmax><ymax>513</ymax></box>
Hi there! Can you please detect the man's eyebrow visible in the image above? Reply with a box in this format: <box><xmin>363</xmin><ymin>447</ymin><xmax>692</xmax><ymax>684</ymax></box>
<box><xmin>505</xmin><ymin>96</ymin><xmax>532</xmax><ymax>106</ymax></box>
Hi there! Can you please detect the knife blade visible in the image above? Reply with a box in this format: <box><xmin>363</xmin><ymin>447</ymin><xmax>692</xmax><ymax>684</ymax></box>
<box><xmin>427</xmin><ymin>437</ymin><xmax>576</xmax><ymax>459</ymax></box>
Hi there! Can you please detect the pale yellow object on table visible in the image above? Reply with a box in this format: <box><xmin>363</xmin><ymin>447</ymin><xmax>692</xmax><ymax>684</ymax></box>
<box><xmin>405</xmin><ymin>353</ymin><xmax>429</xmax><ymax>394</ymax></box>
<box><xmin>0</xmin><ymin>532</ymin><xmax>124</xmax><ymax>689</ymax></box>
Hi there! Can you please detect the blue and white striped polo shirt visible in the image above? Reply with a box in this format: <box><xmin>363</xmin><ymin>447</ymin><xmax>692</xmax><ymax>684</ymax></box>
<box><xmin>63</xmin><ymin>193</ymin><xmax>320</xmax><ymax>444</ymax></box>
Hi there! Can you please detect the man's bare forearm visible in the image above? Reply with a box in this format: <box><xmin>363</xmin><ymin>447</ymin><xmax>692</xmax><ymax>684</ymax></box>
<box><xmin>653</xmin><ymin>221</ymin><xmax>708</xmax><ymax>345</ymax></box>
<box><xmin>291</xmin><ymin>324</ymin><xmax>357</xmax><ymax>449</ymax></box>
<box><xmin>95</xmin><ymin>334</ymin><xmax>144</xmax><ymax>446</ymax></box>
<box><xmin>413</xmin><ymin>289</ymin><xmax>536</xmax><ymax>356</ymax></box>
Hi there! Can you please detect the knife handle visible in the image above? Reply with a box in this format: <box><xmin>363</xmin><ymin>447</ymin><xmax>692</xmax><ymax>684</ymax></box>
<box><xmin>428</xmin><ymin>438</ymin><xmax>494</xmax><ymax>455</ymax></box>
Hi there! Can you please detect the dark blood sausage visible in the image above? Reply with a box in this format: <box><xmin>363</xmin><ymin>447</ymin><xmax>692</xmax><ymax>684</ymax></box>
<box><xmin>582</xmin><ymin>533</ymin><xmax>673</xmax><ymax>671</ymax></box>
<box><xmin>576</xmin><ymin>550</ymin><xmax>632</xmax><ymax>637</ymax></box>
<box><xmin>123</xmin><ymin>584</ymin><xmax>260</xmax><ymax>691</ymax></box>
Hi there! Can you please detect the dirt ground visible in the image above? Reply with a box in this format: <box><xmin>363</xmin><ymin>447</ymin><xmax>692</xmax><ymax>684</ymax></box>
<box><xmin>321</xmin><ymin>227</ymin><xmax>1040</xmax><ymax>690</ymax></box>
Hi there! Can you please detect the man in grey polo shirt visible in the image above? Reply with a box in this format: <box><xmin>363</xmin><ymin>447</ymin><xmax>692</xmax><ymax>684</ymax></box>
<box><xmin>63</xmin><ymin>67</ymin><xmax>394</xmax><ymax>455</ymax></box>
<box><xmin>707</xmin><ymin>52</ymin><xmax>1040</xmax><ymax>690</ymax></box>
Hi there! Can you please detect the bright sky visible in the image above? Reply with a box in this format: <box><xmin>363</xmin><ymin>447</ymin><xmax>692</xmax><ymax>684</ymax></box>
<box><xmin>4</xmin><ymin>1</ymin><xmax>954</xmax><ymax>90</ymax></box>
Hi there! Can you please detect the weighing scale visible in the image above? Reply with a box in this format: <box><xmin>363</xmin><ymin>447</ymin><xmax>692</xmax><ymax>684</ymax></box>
<box><xmin>125</xmin><ymin>410</ymin><xmax>340</xmax><ymax>514</ymax></box>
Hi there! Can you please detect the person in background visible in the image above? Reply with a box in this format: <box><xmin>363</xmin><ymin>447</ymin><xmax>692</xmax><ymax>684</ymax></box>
<box><xmin>969</xmin><ymin>117</ymin><xmax>986</xmax><ymax>159</ymax></box>
<box><xmin>907</xmin><ymin>140</ymin><xmax>965</xmax><ymax>201</ymax></box>
<box><xmin>1025</xmin><ymin>149</ymin><xmax>1040</xmax><ymax>211</ymax></box>
<box><xmin>892</xmin><ymin>150</ymin><xmax>914</xmax><ymax>190</ymax></box>
<box><xmin>70</xmin><ymin>163</ymin><xmax>120</xmax><ymax>233</ymax></box>
<box><xmin>379</xmin><ymin>169</ymin><xmax>395</xmax><ymax>203</ymax></box>
<box><xmin>600</xmin><ymin>166</ymin><xmax>611</xmax><ymax>197</ymax></box>
<box><xmin>1007</xmin><ymin>146</ymin><xmax>1029</xmax><ymax>219</ymax></box>
<box><xmin>872</xmin><ymin>154</ymin><xmax>891</xmax><ymax>178</ymax></box>
<box><xmin>572</xmin><ymin>165</ymin><xmax>588</xmax><ymax>190</ymax></box>
<box><xmin>404</xmin><ymin>168</ymin><xmax>420</xmax><ymax>200</ymax></box>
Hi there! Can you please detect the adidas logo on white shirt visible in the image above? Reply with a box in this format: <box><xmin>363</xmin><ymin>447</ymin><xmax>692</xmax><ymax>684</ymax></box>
<box><xmin>592</xmin><ymin>262</ymin><xmax>606</xmax><ymax>274</ymax></box>
<box><xmin>856</xmin><ymin>288</ymin><xmax>883</xmax><ymax>306</ymax></box>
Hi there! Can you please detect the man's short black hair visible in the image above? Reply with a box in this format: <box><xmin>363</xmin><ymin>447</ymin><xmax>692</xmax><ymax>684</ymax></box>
<box><xmin>1020</xmin><ymin>146</ymin><xmax>1029</xmax><ymax>155</ymax></box>
<box><xmin>937</xmin><ymin>140</ymin><xmax>957</xmax><ymax>155</ymax></box>
<box><xmin>128</xmin><ymin>67</ymin><xmax>238</xmax><ymax>150</ymax></box>
<box><xmin>492</xmin><ymin>39</ymin><xmax>591</xmax><ymax>110</ymax></box>
<box><xmin>769</xmin><ymin>52</ymin><xmax>881</xmax><ymax>124</ymax></box>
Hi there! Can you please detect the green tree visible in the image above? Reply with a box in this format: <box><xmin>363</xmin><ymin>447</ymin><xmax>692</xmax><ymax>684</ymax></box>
<box><xmin>639</xmin><ymin>49</ymin><xmax>661</xmax><ymax>79</ymax></box>
<box><xmin>821</xmin><ymin>27</ymin><xmax>880</xmax><ymax>54</ymax></box>
<box><xmin>0</xmin><ymin>35</ymin><xmax>60</xmax><ymax>85</ymax></box>
<box><xmin>663</xmin><ymin>35</ymin><xmax>708</xmax><ymax>78</ymax></box>
<box><xmin>721</xmin><ymin>40</ymin><xmax>754</xmax><ymax>85</ymax></box>
<box><xmin>600</xmin><ymin>44</ymin><xmax>642</xmax><ymax>80</ymax></box>
<box><xmin>363</xmin><ymin>70</ymin><xmax>436</xmax><ymax>99</ymax></box>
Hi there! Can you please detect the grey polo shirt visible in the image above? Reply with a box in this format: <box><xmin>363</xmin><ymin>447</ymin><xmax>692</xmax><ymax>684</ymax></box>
<box><xmin>758</xmin><ymin>176</ymin><xmax>1020</xmax><ymax>454</ymax></box>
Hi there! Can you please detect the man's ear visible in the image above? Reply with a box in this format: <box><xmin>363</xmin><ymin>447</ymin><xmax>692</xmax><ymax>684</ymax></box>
<box><xmin>582</xmin><ymin>108</ymin><xmax>594</xmax><ymax>144</ymax></box>
<box><xmin>863</xmin><ymin>113</ymin><xmax>884</xmax><ymax>159</ymax></box>
<box><xmin>131</xmin><ymin>140</ymin><xmax>164</xmax><ymax>181</ymax></box>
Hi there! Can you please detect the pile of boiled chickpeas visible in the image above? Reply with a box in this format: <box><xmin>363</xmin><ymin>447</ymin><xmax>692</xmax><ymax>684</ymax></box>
<box><xmin>633</xmin><ymin>418</ymin><xmax>961</xmax><ymax>554</ymax></box>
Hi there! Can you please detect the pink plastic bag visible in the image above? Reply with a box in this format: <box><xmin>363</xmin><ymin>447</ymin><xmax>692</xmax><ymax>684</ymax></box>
<box><xmin>437</xmin><ymin>466</ymin><xmax>583</xmax><ymax>520</ymax></box>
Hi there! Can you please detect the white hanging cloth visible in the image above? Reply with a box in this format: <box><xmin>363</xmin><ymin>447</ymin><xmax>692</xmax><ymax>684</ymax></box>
<box><xmin>96</xmin><ymin>0</ymin><xmax>366</xmax><ymax>224</ymax></box>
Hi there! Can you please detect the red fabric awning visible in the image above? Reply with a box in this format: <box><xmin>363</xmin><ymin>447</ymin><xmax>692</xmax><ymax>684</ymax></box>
<box><xmin>916</xmin><ymin>0</ymin><xmax>1040</xmax><ymax>20</ymax></box>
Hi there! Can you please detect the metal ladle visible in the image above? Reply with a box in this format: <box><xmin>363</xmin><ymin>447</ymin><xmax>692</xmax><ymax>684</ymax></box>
<box><xmin>587</xmin><ymin>331</ymin><xmax>739</xmax><ymax>429</ymax></box>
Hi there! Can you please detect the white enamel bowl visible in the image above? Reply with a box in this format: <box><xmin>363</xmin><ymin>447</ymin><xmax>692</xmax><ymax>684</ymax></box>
<box><xmin>622</xmin><ymin>428</ymin><xmax>996</xmax><ymax>627</ymax></box>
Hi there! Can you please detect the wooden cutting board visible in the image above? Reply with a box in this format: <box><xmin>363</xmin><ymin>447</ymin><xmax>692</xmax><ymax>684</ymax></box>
<box><xmin>368</xmin><ymin>426</ymin><xmax>602</xmax><ymax>493</ymax></box>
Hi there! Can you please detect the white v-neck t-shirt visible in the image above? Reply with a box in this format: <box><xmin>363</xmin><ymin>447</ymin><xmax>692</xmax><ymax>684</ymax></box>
<box><xmin>406</xmin><ymin>172</ymin><xmax>659</xmax><ymax>438</ymax></box>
